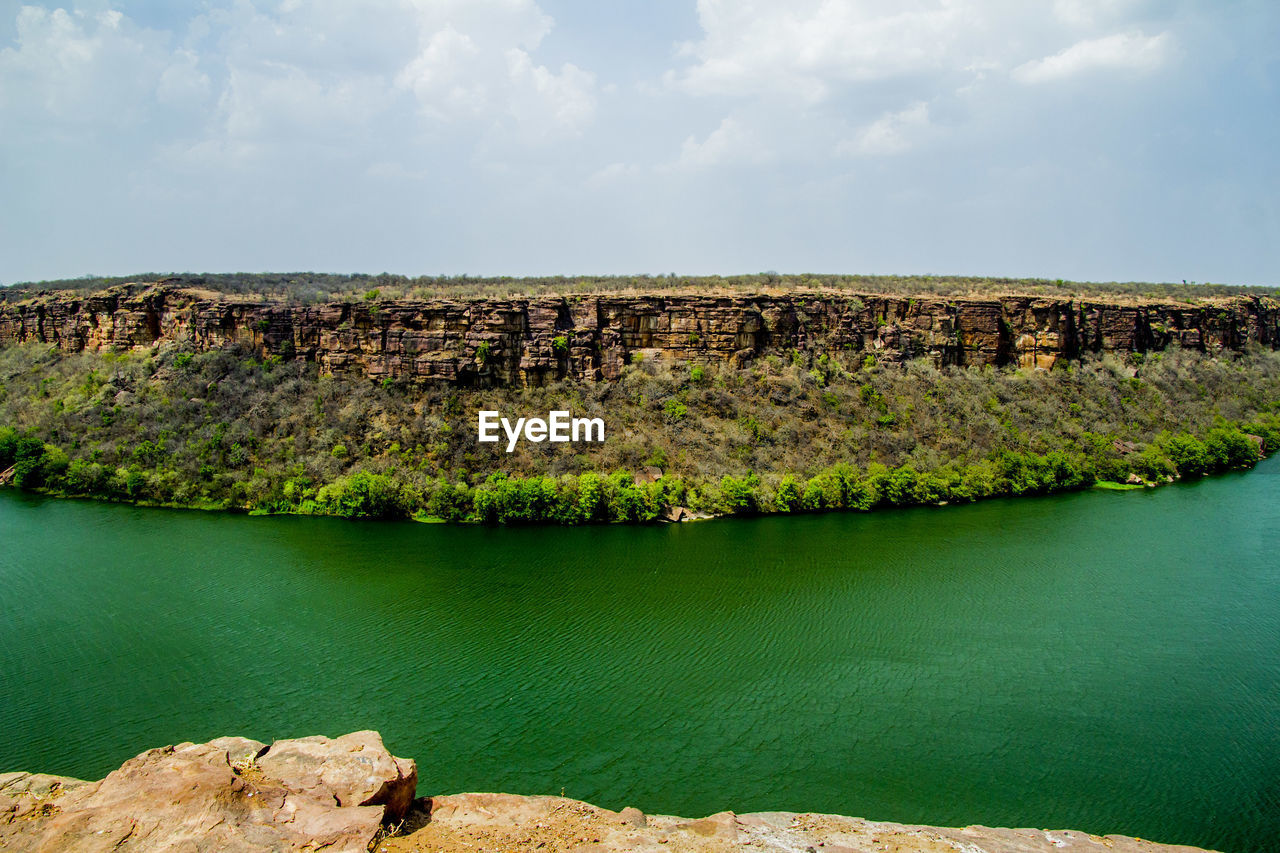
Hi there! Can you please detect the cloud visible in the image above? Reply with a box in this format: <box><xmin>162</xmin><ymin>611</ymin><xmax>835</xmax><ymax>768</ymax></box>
<box><xmin>1051</xmin><ymin>0</ymin><xmax>1140</xmax><ymax>28</ymax></box>
<box><xmin>206</xmin><ymin>0</ymin><xmax>594</xmax><ymax>145</ymax></box>
<box><xmin>670</xmin><ymin>0</ymin><xmax>964</xmax><ymax>101</ymax></box>
<box><xmin>394</xmin><ymin>26</ymin><xmax>488</xmax><ymax>120</ymax></box>
<box><xmin>388</xmin><ymin>0</ymin><xmax>593</xmax><ymax>136</ymax></box>
<box><xmin>156</xmin><ymin>49</ymin><xmax>211</xmax><ymax>106</ymax></box>
<box><xmin>0</xmin><ymin>0</ymin><xmax>1270</xmax><ymax>289</ymax></box>
<box><xmin>0</xmin><ymin>0</ymin><xmax>596</xmax><ymax>158</ymax></box>
<box><xmin>674</xmin><ymin>117</ymin><xmax>772</xmax><ymax>169</ymax></box>
<box><xmin>668</xmin><ymin>0</ymin><xmax>1181</xmax><ymax>103</ymax></box>
<box><xmin>1013</xmin><ymin>31</ymin><xmax>1174</xmax><ymax>84</ymax></box>
<box><xmin>504</xmin><ymin>49</ymin><xmax>597</xmax><ymax>138</ymax></box>
<box><xmin>839</xmin><ymin>101</ymin><xmax>931</xmax><ymax>156</ymax></box>
<box><xmin>0</xmin><ymin>5</ymin><xmax>188</xmax><ymax>128</ymax></box>
<box><xmin>587</xmin><ymin>161</ymin><xmax>643</xmax><ymax>188</ymax></box>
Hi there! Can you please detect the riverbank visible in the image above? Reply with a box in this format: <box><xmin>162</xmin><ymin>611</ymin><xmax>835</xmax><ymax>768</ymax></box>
<box><xmin>0</xmin><ymin>731</ymin><xmax>1218</xmax><ymax>852</ymax></box>
<box><xmin>0</xmin><ymin>439</ymin><xmax>1268</xmax><ymax>525</ymax></box>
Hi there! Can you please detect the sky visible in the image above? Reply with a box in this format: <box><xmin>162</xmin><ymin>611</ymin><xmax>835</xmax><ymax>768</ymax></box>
<box><xmin>1</xmin><ymin>0</ymin><xmax>1277</xmax><ymax>286</ymax></box>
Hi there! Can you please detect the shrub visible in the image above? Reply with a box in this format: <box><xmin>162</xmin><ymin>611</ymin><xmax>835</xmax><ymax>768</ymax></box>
<box><xmin>775</xmin><ymin>475</ymin><xmax>802</xmax><ymax>512</ymax></box>
<box><xmin>315</xmin><ymin>471</ymin><xmax>411</xmax><ymax>519</ymax></box>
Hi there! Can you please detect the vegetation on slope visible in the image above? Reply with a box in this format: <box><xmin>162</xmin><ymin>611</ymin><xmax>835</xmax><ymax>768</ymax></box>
<box><xmin>1</xmin><ymin>340</ymin><xmax>1277</xmax><ymax>523</ymax></box>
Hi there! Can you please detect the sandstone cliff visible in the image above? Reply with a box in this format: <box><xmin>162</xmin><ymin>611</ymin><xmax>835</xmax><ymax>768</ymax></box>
<box><xmin>2</xmin><ymin>285</ymin><xmax>1276</xmax><ymax>386</ymax></box>
<box><xmin>0</xmin><ymin>732</ymin><xmax>1216</xmax><ymax>853</ymax></box>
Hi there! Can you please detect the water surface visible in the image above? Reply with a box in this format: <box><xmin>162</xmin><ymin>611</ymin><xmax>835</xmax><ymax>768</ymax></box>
<box><xmin>1</xmin><ymin>464</ymin><xmax>1277</xmax><ymax>852</ymax></box>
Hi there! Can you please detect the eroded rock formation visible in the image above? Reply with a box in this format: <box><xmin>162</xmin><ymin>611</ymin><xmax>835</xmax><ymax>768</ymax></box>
<box><xmin>2</xmin><ymin>285</ymin><xmax>1276</xmax><ymax>386</ymax></box>
<box><xmin>0</xmin><ymin>731</ymin><xmax>416</xmax><ymax>852</ymax></box>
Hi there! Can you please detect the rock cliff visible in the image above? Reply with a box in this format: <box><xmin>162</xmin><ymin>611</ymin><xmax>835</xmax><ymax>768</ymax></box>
<box><xmin>2</xmin><ymin>285</ymin><xmax>1277</xmax><ymax>386</ymax></box>
<box><xmin>0</xmin><ymin>732</ymin><xmax>1216</xmax><ymax>852</ymax></box>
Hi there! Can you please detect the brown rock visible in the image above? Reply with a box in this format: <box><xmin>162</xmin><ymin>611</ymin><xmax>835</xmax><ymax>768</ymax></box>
<box><xmin>618</xmin><ymin>806</ymin><xmax>647</xmax><ymax>828</ymax></box>
<box><xmin>663</xmin><ymin>505</ymin><xmax>691</xmax><ymax>522</ymax></box>
<box><xmin>0</xmin><ymin>732</ymin><xmax>416</xmax><ymax>853</ymax></box>
<box><xmin>677</xmin><ymin>810</ymin><xmax>738</xmax><ymax>840</ymax></box>
<box><xmin>634</xmin><ymin>466</ymin><xmax>663</xmax><ymax>486</ymax></box>
<box><xmin>3</xmin><ymin>284</ymin><xmax>1277</xmax><ymax>387</ymax></box>
<box><xmin>255</xmin><ymin>730</ymin><xmax>417</xmax><ymax>820</ymax></box>
<box><xmin>384</xmin><ymin>796</ymin><xmax>1219</xmax><ymax>853</ymax></box>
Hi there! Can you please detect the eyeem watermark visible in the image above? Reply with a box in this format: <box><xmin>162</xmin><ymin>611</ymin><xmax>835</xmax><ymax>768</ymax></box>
<box><xmin>478</xmin><ymin>410</ymin><xmax>605</xmax><ymax>453</ymax></box>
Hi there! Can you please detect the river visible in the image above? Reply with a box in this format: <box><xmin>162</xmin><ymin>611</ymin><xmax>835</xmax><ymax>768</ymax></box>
<box><xmin>1</xmin><ymin>462</ymin><xmax>1277</xmax><ymax>852</ymax></box>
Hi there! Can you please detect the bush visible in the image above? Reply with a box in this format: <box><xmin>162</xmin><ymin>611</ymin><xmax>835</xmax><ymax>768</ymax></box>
<box><xmin>315</xmin><ymin>472</ymin><xmax>411</xmax><ymax>519</ymax></box>
<box><xmin>719</xmin><ymin>473</ymin><xmax>759</xmax><ymax>514</ymax></box>
<box><xmin>775</xmin><ymin>475</ymin><xmax>802</xmax><ymax>512</ymax></box>
<box><xmin>1161</xmin><ymin>433</ymin><xmax>1209</xmax><ymax>476</ymax></box>
<box><xmin>1204</xmin><ymin>427</ymin><xmax>1258</xmax><ymax>469</ymax></box>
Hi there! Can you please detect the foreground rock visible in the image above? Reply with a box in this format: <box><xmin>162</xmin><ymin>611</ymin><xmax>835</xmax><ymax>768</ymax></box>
<box><xmin>0</xmin><ymin>734</ymin><xmax>1215</xmax><ymax>852</ymax></box>
<box><xmin>0</xmin><ymin>731</ymin><xmax>416</xmax><ymax>852</ymax></box>
<box><xmin>385</xmin><ymin>793</ymin><xmax>1217</xmax><ymax>853</ymax></box>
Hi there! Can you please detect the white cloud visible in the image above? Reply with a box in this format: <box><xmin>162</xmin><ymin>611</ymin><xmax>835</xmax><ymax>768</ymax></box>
<box><xmin>675</xmin><ymin>116</ymin><xmax>771</xmax><ymax>169</ymax></box>
<box><xmin>206</xmin><ymin>0</ymin><xmax>596</xmax><ymax>141</ymax></box>
<box><xmin>839</xmin><ymin>101</ymin><xmax>931</xmax><ymax>156</ymax></box>
<box><xmin>504</xmin><ymin>49</ymin><xmax>597</xmax><ymax>138</ymax></box>
<box><xmin>1052</xmin><ymin>0</ymin><xmax>1139</xmax><ymax>28</ymax></box>
<box><xmin>671</xmin><ymin>0</ymin><xmax>965</xmax><ymax>101</ymax></box>
<box><xmin>216</xmin><ymin>62</ymin><xmax>391</xmax><ymax>144</ymax></box>
<box><xmin>1013</xmin><ymin>31</ymin><xmax>1173</xmax><ymax>84</ymax></box>
<box><xmin>0</xmin><ymin>6</ymin><xmax>177</xmax><ymax>126</ymax></box>
<box><xmin>0</xmin><ymin>0</ymin><xmax>596</xmax><ymax>159</ymax></box>
<box><xmin>395</xmin><ymin>26</ymin><xmax>488</xmax><ymax>121</ymax></box>
<box><xmin>587</xmin><ymin>161</ymin><xmax>643</xmax><ymax>188</ymax></box>
<box><xmin>669</xmin><ymin>1</ymin><xmax>1180</xmax><ymax>103</ymax></box>
<box><xmin>156</xmin><ymin>49</ymin><xmax>211</xmax><ymax>106</ymax></box>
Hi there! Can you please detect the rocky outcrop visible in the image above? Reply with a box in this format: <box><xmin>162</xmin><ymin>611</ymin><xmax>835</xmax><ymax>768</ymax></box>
<box><xmin>390</xmin><ymin>792</ymin><xmax>1215</xmax><ymax>853</ymax></box>
<box><xmin>0</xmin><ymin>734</ymin><xmax>1215</xmax><ymax>852</ymax></box>
<box><xmin>0</xmin><ymin>731</ymin><xmax>416</xmax><ymax>852</ymax></box>
<box><xmin>2</xmin><ymin>285</ymin><xmax>1277</xmax><ymax>386</ymax></box>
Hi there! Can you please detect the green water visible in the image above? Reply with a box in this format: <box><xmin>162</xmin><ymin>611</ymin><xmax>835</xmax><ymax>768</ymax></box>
<box><xmin>1</xmin><ymin>465</ymin><xmax>1278</xmax><ymax>853</ymax></box>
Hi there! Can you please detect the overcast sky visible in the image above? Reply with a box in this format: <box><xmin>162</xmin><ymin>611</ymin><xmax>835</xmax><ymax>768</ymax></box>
<box><xmin>1</xmin><ymin>0</ymin><xmax>1277</xmax><ymax>285</ymax></box>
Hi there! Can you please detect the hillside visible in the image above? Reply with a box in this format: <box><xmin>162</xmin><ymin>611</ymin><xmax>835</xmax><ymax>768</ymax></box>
<box><xmin>1</xmin><ymin>278</ymin><xmax>1278</xmax><ymax>523</ymax></box>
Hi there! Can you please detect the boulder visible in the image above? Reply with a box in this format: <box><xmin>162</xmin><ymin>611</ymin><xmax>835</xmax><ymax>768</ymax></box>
<box><xmin>633</xmin><ymin>466</ymin><xmax>663</xmax><ymax>486</ymax></box>
<box><xmin>0</xmin><ymin>732</ymin><xmax>416</xmax><ymax>853</ymax></box>
<box><xmin>256</xmin><ymin>730</ymin><xmax>417</xmax><ymax>820</ymax></box>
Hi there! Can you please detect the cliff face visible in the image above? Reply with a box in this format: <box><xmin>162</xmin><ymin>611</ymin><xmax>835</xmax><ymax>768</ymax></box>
<box><xmin>2</xmin><ymin>285</ymin><xmax>1276</xmax><ymax>385</ymax></box>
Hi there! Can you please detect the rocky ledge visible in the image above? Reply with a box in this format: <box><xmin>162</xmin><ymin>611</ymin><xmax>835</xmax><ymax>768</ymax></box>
<box><xmin>0</xmin><ymin>732</ymin><xmax>1216</xmax><ymax>853</ymax></box>
<box><xmin>2</xmin><ymin>285</ymin><xmax>1278</xmax><ymax>386</ymax></box>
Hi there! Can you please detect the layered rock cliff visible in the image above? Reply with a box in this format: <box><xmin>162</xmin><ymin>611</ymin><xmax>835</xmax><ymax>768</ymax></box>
<box><xmin>2</xmin><ymin>285</ymin><xmax>1276</xmax><ymax>386</ymax></box>
<box><xmin>0</xmin><ymin>732</ymin><xmax>1216</xmax><ymax>852</ymax></box>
